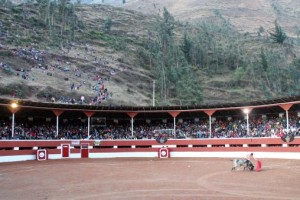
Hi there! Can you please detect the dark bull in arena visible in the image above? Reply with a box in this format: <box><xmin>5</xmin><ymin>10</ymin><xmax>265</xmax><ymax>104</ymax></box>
<box><xmin>231</xmin><ymin>159</ymin><xmax>255</xmax><ymax>171</ymax></box>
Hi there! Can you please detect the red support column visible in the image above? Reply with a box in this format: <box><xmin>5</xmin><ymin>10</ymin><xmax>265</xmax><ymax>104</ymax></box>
<box><xmin>84</xmin><ymin>111</ymin><xmax>95</xmax><ymax>118</ymax></box>
<box><xmin>84</xmin><ymin>111</ymin><xmax>95</xmax><ymax>139</ymax></box>
<box><xmin>127</xmin><ymin>112</ymin><xmax>138</xmax><ymax>119</ymax></box>
<box><xmin>204</xmin><ymin>110</ymin><xmax>216</xmax><ymax>138</ymax></box>
<box><xmin>279</xmin><ymin>103</ymin><xmax>293</xmax><ymax>111</ymax></box>
<box><xmin>168</xmin><ymin>111</ymin><xmax>181</xmax><ymax>138</ymax></box>
<box><xmin>127</xmin><ymin>112</ymin><xmax>138</xmax><ymax>137</ymax></box>
<box><xmin>52</xmin><ymin>109</ymin><xmax>64</xmax><ymax>117</ymax></box>
<box><xmin>279</xmin><ymin>103</ymin><xmax>293</xmax><ymax>132</ymax></box>
<box><xmin>52</xmin><ymin>110</ymin><xmax>64</xmax><ymax>138</ymax></box>
<box><xmin>203</xmin><ymin>110</ymin><xmax>216</xmax><ymax>117</ymax></box>
<box><xmin>168</xmin><ymin>111</ymin><xmax>180</xmax><ymax>118</ymax></box>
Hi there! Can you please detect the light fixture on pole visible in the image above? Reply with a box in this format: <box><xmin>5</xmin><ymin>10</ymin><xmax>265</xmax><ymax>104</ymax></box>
<box><xmin>10</xmin><ymin>102</ymin><xmax>19</xmax><ymax>139</ymax></box>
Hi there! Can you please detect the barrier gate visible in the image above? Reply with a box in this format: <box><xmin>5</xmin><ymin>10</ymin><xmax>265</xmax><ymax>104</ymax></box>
<box><xmin>81</xmin><ymin>143</ymin><xmax>89</xmax><ymax>158</ymax></box>
<box><xmin>62</xmin><ymin>144</ymin><xmax>70</xmax><ymax>158</ymax></box>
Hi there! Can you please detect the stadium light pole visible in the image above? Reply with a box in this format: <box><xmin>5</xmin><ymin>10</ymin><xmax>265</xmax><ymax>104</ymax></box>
<box><xmin>53</xmin><ymin>110</ymin><xmax>64</xmax><ymax>139</ymax></box>
<box><xmin>243</xmin><ymin>108</ymin><xmax>250</xmax><ymax>136</ymax></box>
<box><xmin>285</xmin><ymin>110</ymin><xmax>289</xmax><ymax>132</ymax></box>
<box><xmin>87</xmin><ymin>116</ymin><xmax>90</xmax><ymax>139</ymax></box>
<box><xmin>173</xmin><ymin>117</ymin><xmax>176</xmax><ymax>138</ymax></box>
<box><xmin>152</xmin><ymin>80</ymin><xmax>155</xmax><ymax>107</ymax></box>
<box><xmin>131</xmin><ymin>117</ymin><xmax>134</xmax><ymax>137</ymax></box>
<box><xmin>10</xmin><ymin>102</ymin><xmax>18</xmax><ymax>139</ymax></box>
<box><xmin>56</xmin><ymin>115</ymin><xmax>59</xmax><ymax>138</ymax></box>
<box><xmin>209</xmin><ymin>115</ymin><xmax>212</xmax><ymax>138</ymax></box>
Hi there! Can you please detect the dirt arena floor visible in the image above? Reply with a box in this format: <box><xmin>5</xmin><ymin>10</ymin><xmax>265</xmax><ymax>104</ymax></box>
<box><xmin>0</xmin><ymin>158</ymin><xmax>300</xmax><ymax>200</ymax></box>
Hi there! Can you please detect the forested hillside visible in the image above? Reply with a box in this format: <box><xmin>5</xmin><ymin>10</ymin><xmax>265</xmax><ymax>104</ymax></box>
<box><xmin>0</xmin><ymin>0</ymin><xmax>299</xmax><ymax>106</ymax></box>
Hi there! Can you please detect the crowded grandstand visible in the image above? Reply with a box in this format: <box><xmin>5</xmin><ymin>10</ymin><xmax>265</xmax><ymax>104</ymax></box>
<box><xmin>1</xmin><ymin>97</ymin><xmax>299</xmax><ymax>140</ymax></box>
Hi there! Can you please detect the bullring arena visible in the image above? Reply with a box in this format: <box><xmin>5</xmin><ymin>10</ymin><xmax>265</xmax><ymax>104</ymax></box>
<box><xmin>1</xmin><ymin>157</ymin><xmax>300</xmax><ymax>200</ymax></box>
<box><xmin>1</xmin><ymin>97</ymin><xmax>300</xmax><ymax>199</ymax></box>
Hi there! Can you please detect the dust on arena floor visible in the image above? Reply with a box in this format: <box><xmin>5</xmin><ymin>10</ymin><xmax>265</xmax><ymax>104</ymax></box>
<box><xmin>0</xmin><ymin>158</ymin><xmax>299</xmax><ymax>200</ymax></box>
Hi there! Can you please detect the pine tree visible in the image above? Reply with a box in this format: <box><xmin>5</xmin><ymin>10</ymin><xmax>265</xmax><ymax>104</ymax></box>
<box><xmin>260</xmin><ymin>48</ymin><xmax>268</xmax><ymax>71</ymax></box>
<box><xmin>104</xmin><ymin>17</ymin><xmax>112</xmax><ymax>33</ymax></box>
<box><xmin>181</xmin><ymin>32</ymin><xmax>192</xmax><ymax>62</ymax></box>
<box><xmin>269</xmin><ymin>20</ymin><xmax>287</xmax><ymax>44</ymax></box>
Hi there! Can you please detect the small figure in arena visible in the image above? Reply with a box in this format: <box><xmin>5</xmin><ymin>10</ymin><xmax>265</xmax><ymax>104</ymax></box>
<box><xmin>245</xmin><ymin>153</ymin><xmax>256</xmax><ymax>171</ymax></box>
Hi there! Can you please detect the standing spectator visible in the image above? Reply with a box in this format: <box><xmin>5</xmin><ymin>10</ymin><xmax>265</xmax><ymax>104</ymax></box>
<box><xmin>80</xmin><ymin>96</ymin><xmax>85</xmax><ymax>104</ymax></box>
<box><xmin>71</xmin><ymin>83</ymin><xmax>75</xmax><ymax>91</ymax></box>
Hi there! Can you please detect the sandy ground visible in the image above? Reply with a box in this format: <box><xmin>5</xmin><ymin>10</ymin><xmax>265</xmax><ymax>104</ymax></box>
<box><xmin>0</xmin><ymin>158</ymin><xmax>300</xmax><ymax>200</ymax></box>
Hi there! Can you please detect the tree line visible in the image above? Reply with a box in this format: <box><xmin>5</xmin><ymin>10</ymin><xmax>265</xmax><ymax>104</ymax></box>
<box><xmin>138</xmin><ymin>8</ymin><xmax>300</xmax><ymax>104</ymax></box>
<box><xmin>0</xmin><ymin>0</ymin><xmax>81</xmax><ymax>48</ymax></box>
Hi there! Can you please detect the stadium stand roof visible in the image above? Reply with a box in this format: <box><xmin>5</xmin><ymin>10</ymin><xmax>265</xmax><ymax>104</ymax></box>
<box><xmin>0</xmin><ymin>96</ymin><xmax>299</xmax><ymax>113</ymax></box>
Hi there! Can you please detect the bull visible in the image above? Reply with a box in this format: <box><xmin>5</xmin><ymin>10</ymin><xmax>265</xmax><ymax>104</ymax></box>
<box><xmin>231</xmin><ymin>159</ymin><xmax>254</xmax><ymax>171</ymax></box>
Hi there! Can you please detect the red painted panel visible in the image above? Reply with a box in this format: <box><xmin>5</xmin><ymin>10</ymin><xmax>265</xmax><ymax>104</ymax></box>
<box><xmin>100</xmin><ymin>140</ymin><xmax>155</xmax><ymax>146</ymax></box>
<box><xmin>62</xmin><ymin>145</ymin><xmax>69</xmax><ymax>158</ymax></box>
<box><xmin>81</xmin><ymin>149</ymin><xmax>89</xmax><ymax>158</ymax></box>
<box><xmin>71</xmin><ymin>149</ymin><xmax>80</xmax><ymax>153</ymax></box>
<box><xmin>0</xmin><ymin>150</ymin><xmax>35</xmax><ymax>156</ymax></box>
<box><xmin>81</xmin><ymin>149</ymin><xmax>88</xmax><ymax>158</ymax></box>
<box><xmin>0</xmin><ymin>141</ymin><xmax>71</xmax><ymax>148</ymax></box>
<box><xmin>46</xmin><ymin>149</ymin><xmax>61</xmax><ymax>154</ymax></box>
<box><xmin>81</xmin><ymin>144</ymin><xmax>89</xmax><ymax>158</ymax></box>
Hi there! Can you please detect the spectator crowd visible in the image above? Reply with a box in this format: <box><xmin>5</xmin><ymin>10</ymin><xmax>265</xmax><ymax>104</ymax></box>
<box><xmin>1</xmin><ymin>43</ymin><xmax>124</xmax><ymax>105</ymax></box>
<box><xmin>1</xmin><ymin>112</ymin><xmax>299</xmax><ymax>140</ymax></box>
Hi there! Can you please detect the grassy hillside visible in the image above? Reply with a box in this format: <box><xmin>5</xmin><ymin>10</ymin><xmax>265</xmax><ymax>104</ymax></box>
<box><xmin>123</xmin><ymin>0</ymin><xmax>300</xmax><ymax>37</ymax></box>
<box><xmin>0</xmin><ymin>3</ymin><xmax>157</xmax><ymax>106</ymax></box>
<box><xmin>0</xmin><ymin>1</ymin><xmax>299</xmax><ymax>106</ymax></box>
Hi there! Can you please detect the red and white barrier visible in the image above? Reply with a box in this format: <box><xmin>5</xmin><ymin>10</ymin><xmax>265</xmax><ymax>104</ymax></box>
<box><xmin>0</xmin><ymin>138</ymin><xmax>300</xmax><ymax>163</ymax></box>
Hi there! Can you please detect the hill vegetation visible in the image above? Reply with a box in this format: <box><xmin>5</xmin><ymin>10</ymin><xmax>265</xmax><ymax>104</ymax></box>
<box><xmin>0</xmin><ymin>0</ymin><xmax>300</xmax><ymax>106</ymax></box>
